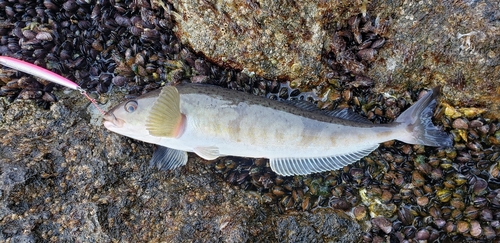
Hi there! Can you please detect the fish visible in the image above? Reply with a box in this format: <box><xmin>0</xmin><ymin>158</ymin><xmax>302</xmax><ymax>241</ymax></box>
<box><xmin>103</xmin><ymin>83</ymin><xmax>452</xmax><ymax>176</ymax></box>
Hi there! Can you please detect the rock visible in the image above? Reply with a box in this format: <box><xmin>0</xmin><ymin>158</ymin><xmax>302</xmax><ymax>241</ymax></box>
<box><xmin>367</xmin><ymin>1</ymin><xmax>500</xmax><ymax>118</ymax></box>
<box><xmin>276</xmin><ymin>209</ymin><xmax>361</xmax><ymax>243</ymax></box>
<box><xmin>169</xmin><ymin>0</ymin><xmax>365</xmax><ymax>84</ymax></box>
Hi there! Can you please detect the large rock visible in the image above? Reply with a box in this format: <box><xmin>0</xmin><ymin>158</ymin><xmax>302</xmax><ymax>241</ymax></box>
<box><xmin>169</xmin><ymin>0</ymin><xmax>364</xmax><ymax>82</ymax></box>
<box><xmin>367</xmin><ymin>0</ymin><xmax>500</xmax><ymax>117</ymax></box>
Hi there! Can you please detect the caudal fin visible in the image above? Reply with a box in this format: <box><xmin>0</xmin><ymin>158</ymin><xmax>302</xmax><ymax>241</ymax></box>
<box><xmin>395</xmin><ymin>86</ymin><xmax>453</xmax><ymax>147</ymax></box>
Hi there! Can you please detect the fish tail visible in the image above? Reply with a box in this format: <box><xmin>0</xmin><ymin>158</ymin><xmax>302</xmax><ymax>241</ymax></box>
<box><xmin>395</xmin><ymin>86</ymin><xmax>453</xmax><ymax>147</ymax></box>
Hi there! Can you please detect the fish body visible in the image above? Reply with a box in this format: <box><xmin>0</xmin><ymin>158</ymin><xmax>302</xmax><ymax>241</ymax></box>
<box><xmin>104</xmin><ymin>83</ymin><xmax>452</xmax><ymax>176</ymax></box>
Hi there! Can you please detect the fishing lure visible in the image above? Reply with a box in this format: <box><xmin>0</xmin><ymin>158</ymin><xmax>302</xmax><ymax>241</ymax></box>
<box><xmin>0</xmin><ymin>56</ymin><xmax>105</xmax><ymax>115</ymax></box>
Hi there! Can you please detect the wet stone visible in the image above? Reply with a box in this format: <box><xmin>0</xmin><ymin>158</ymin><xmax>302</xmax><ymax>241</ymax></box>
<box><xmin>276</xmin><ymin>209</ymin><xmax>362</xmax><ymax>242</ymax></box>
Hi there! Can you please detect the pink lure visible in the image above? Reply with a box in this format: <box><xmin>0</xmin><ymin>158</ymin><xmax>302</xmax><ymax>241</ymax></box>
<box><xmin>0</xmin><ymin>56</ymin><xmax>80</xmax><ymax>90</ymax></box>
<box><xmin>0</xmin><ymin>56</ymin><xmax>106</xmax><ymax>115</ymax></box>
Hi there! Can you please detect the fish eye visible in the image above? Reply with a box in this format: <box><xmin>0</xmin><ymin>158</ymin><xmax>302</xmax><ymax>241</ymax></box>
<box><xmin>124</xmin><ymin>100</ymin><xmax>138</xmax><ymax>113</ymax></box>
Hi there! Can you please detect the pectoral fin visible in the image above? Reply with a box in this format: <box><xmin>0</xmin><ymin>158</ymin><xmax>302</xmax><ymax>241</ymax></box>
<box><xmin>193</xmin><ymin>146</ymin><xmax>220</xmax><ymax>160</ymax></box>
<box><xmin>149</xmin><ymin>146</ymin><xmax>188</xmax><ymax>170</ymax></box>
<box><xmin>270</xmin><ymin>145</ymin><xmax>379</xmax><ymax>176</ymax></box>
<box><xmin>146</xmin><ymin>86</ymin><xmax>186</xmax><ymax>138</ymax></box>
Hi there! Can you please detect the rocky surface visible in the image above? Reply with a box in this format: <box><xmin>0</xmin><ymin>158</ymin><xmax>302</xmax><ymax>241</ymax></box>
<box><xmin>0</xmin><ymin>91</ymin><xmax>362</xmax><ymax>242</ymax></box>
<box><xmin>169</xmin><ymin>0</ymin><xmax>359</xmax><ymax>82</ymax></box>
<box><xmin>366</xmin><ymin>0</ymin><xmax>500</xmax><ymax>119</ymax></box>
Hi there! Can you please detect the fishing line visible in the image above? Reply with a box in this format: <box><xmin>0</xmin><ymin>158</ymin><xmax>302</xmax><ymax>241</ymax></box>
<box><xmin>77</xmin><ymin>87</ymin><xmax>107</xmax><ymax>115</ymax></box>
<box><xmin>0</xmin><ymin>56</ymin><xmax>106</xmax><ymax>116</ymax></box>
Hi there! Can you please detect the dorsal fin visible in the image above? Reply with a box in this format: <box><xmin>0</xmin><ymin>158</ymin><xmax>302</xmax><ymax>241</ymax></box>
<box><xmin>282</xmin><ymin>100</ymin><xmax>319</xmax><ymax>111</ymax></box>
<box><xmin>269</xmin><ymin>144</ymin><xmax>379</xmax><ymax>176</ymax></box>
<box><xmin>284</xmin><ymin>100</ymin><xmax>371</xmax><ymax>124</ymax></box>
<box><xmin>146</xmin><ymin>86</ymin><xmax>186</xmax><ymax>138</ymax></box>
<box><xmin>324</xmin><ymin>109</ymin><xmax>372</xmax><ymax>124</ymax></box>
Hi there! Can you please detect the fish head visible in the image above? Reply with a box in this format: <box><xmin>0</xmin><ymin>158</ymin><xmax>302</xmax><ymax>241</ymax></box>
<box><xmin>103</xmin><ymin>90</ymin><xmax>162</xmax><ymax>142</ymax></box>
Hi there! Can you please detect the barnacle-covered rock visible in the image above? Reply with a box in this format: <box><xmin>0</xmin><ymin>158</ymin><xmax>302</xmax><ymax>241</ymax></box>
<box><xmin>366</xmin><ymin>1</ymin><xmax>500</xmax><ymax>118</ymax></box>
<box><xmin>168</xmin><ymin>0</ymin><xmax>386</xmax><ymax>88</ymax></box>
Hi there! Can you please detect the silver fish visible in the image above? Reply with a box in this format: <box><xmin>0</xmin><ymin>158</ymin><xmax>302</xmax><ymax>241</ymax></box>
<box><xmin>103</xmin><ymin>83</ymin><xmax>452</xmax><ymax>176</ymax></box>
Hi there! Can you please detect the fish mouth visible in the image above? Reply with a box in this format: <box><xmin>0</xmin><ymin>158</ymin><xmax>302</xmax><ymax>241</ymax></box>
<box><xmin>103</xmin><ymin>112</ymin><xmax>125</xmax><ymax>128</ymax></box>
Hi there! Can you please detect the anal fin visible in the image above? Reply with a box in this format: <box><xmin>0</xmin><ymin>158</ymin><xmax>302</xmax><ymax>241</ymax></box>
<box><xmin>150</xmin><ymin>146</ymin><xmax>188</xmax><ymax>170</ymax></box>
<box><xmin>193</xmin><ymin>146</ymin><xmax>220</xmax><ymax>160</ymax></box>
<box><xmin>270</xmin><ymin>145</ymin><xmax>379</xmax><ymax>176</ymax></box>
